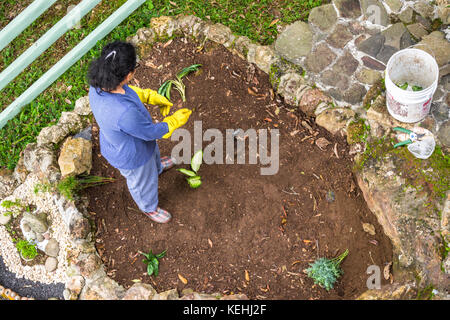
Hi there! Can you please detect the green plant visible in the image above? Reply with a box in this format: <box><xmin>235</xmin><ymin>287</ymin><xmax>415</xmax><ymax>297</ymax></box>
<box><xmin>158</xmin><ymin>64</ymin><xmax>202</xmax><ymax>102</ymax></box>
<box><xmin>1</xmin><ymin>199</ymin><xmax>21</xmax><ymax>209</ymax></box>
<box><xmin>15</xmin><ymin>239</ymin><xmax>38</xmax><ymax>260</ymax></box>
<box><xmin>177</xmin><ymin>150</ymin><xmax>203</xmax><ymax>188</ymax></box>
<box><xmin>140</xmin><ymin>249</ymin><xmax>167</xmax><ymax>276</ymax></box>
<box><xmin>57</xmin><ymin>175</ymin><xmax>115</xmax><ymax>200</ymax></box>
<box><xmin>306</xmin><ymin>249</ymin><xmax>349</xmax><ymax>291</ymax></box>
<box><xmin>34</xmin><ymin>182</ymin><xmax>52</xmax><ymax>194</ymax></box>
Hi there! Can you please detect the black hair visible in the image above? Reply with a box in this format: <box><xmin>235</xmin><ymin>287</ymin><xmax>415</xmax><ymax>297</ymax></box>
<box><xmin>88</xmin><ymin>41</ymin><xmax>137</xmax><ymax>92</ymax></box>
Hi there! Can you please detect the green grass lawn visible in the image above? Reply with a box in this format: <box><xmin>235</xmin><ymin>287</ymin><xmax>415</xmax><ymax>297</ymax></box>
<box><xmin>0</xmin><ymin>0</ymin><xmax>322</xmax><ymax>170</ymax></box>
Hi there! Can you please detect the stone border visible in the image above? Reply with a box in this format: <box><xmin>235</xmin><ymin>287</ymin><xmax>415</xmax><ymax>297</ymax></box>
<box><xmin>0</xmin><ymin>2</ymin><xmax>448</xmax><ymax>299</ymax></box>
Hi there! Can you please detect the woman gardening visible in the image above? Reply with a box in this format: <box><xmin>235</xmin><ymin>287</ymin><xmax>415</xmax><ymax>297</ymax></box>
<box><xmin>88</xmin><ymin>41</ymin><xmax>192</xmax><ymax>223</ymax></box>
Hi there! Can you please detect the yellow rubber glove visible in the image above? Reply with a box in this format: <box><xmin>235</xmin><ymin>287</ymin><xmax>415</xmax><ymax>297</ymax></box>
<box><xmin>129</xmin><ymin>85</ymin><xmax>172</xmax><ymax>116</ymax></box>
<box><xmin>162</xmin><ymin>108</ymin><xmax>192</xmax><ymax>139</ymax></box>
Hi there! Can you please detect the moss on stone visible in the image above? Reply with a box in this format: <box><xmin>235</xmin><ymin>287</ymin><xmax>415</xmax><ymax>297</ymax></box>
<box><xmin>356</xmin><ymin>134</ymin><xmax>450</xmax><ymax>216</ymax></box>
<box><xmin>347</xmin><ymin>118</ymin><xmax>370</xmax><ymax>145</ymax></box>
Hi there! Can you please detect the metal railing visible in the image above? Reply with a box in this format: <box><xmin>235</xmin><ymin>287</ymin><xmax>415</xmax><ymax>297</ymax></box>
<box><xmin>0</xmin><ymin>0</ymin><xmax>147</xmax><ymax>129</ymax></box>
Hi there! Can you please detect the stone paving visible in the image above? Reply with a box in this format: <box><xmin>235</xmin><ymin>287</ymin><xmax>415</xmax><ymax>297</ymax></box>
<box><xmin>274</xmin><ymin>0</ymin><xmax>449</xmax><ymax>147</ymax></box>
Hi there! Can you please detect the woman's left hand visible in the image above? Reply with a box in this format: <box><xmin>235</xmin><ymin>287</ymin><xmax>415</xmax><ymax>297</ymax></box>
<box><xmin>129</xmin><ymin>85</ymin><xmax>173</xmax><ymax>116</ymax></box>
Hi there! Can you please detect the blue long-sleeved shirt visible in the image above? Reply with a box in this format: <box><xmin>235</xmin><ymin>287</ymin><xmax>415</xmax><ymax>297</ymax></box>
<box><xmin>88</xmin><ymin>84</ymin><xmax>169</xmax><ymax>170</ymax></box>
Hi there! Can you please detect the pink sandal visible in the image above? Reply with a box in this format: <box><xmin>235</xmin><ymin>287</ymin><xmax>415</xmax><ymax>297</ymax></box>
<box><xmin>160</xmin><ymin>156</ymin><xmax>176</xmax><ymax>171</ymax></box>
<box><xmin>143</xmin><ymin>207</ymin><xmax>172</xmax><ymax>223</ymax></box>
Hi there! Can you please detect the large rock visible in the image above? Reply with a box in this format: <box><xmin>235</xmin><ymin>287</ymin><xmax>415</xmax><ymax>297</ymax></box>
<box><xmin>0</xmin><ymin>169</ymin><xmax>17</xmax><ymax>200</ymax></box>
<box><xmin>57</xmin><ymin>112</ymin><xmax>84</xmax><ymax>135</ymax></box>
<box><xmin>308</xmin><ymin>4</ymin><xmax>338</xmax><ymax>32</ymax></box>
<box><xmin>333</xmin><ymin>0</ymin><xmax>362</xmax><ymax>19</ymax></box>
<box><xmin>45</xmin><ymin>238</ymin><xmax>60</xmax><ymax>257</ymax></box>
<box><xmin>74</xmin><ymin>96</ymin><xmax>92</xmax><ymax>116</ymax></box>
<box><xmin>247</xmin><ymin>45</ymin><xmax>277</xmax><ymax>74</ymax></box>
<box><xmin>79</xmin><ymin>276</ymin><xmax>125</xmax><ymax>300</ymax></box>
<box><xmin>356</xmin><ymin>68</ymin><xmax>383</xmax><ymax>85</ymax></box>
<box><xmin>357</xmin><ymin>33</ymin><xmax>385</xmax><ymax>57</ymax></box>
<box><xmin>406</xmin><ymin>23</ymin><xmax>429</xmax><ymax>41</ymax></box>
<box><xmin>275</xmin><ymin>72</ymin><xmax>308</xmax><ymax>106</ymax></box>
<box><xmin>22</xmin><ymin>143</ymin><xmax>60</xmax><ymax>183</ymax></box>
<box><xmin>274</xmin><ymin>21</ymin><xmax>313</xmax><ymax>64</ymax></box>
<box><xmin>343</xmin><ymin>83</ymin><xmax>367</xmax><ymax>104</ymax></box>
<box><xmin>152</xmin><ymin>288</ymin><xmax>180</xmax><ymax>300</ymax></box>
<box><xmin>418</xmin><ymin>31</ymin><xmax>450</xmax><ymax>68</ymax></box>
<box><xmin>21</xmin><ymin>212</ymin><xmax>48</xmax><ymax>234</ymax></box>
<box><xmin>122</xmin><ymin>283</ymin><xmax>157</xmax><ymax>300</ymax></box>
<box><xmin>37</xmin><ymin>125</ymin><xmax>69</xmax><ymax>146</ymax></box>
<box><xmin>45</xmin><ymin>257</ymin><xmax>58</xmax><ymax>272</ymax></box>
<box><xmin>298</xmin><ymin>88</ymin><xmax>332</xmax><ymax>117</ymax></box>
<box><xmin>398</xmin><ymin>7</ymin><xmax>414</xmax><ymax>24</ymax></box>
<box><xmin>206</xmin><ymin>23</ymin><xmax>233</xmax><ymax>46</ymax></box>
<box><xmin>355</xmin><ymin>151</ymin><xmax>447</xmax><ymax>289</ymax></box>
<box><xmin>357</xmin><ymin>283</ymin><xmax>417</xmax><ymax>300</ymax></box>
<box><xmin>315</xmin><ymin>108</ymin><xmax>355</xmax><ymax>135</ymax></box>
<box><xmin>385</xmin><ymin>0</ymin><xmax>403</xmax><ymax>13</ymax></box>
<box><xmin>58</xmin><ymin>137</ymin><xmax>92</xmax><ymax>177</ymax></box>
<box><xmin>414</xmin><ymin>1</ymin><xmax>436</xmax><ymax>20</ymax></box>
<box><xmin>305</xmin><ymin>43</ymin><xmax>336</xmax><ymax>73</ymax></box>
<box><xmin>332</xmin><ymin>50</ymin><xmax>359</xmax><ymax>76</ymax></box>
<box><xmin>150</xmin><ymin>16</ymin><xmax>179</xmax><ymax>38</ymax></box>
<box><xmin>437</xmin><ymin>120</ymin><xmax>450</xmax><ymax>149</ymax></box>
<box><xmin>326</xmin><ymin>24</ymin><xmax>354</xmax><ymax>48</ymax></box>
<box><xmin>381</xmin><ymin>23</ymin><xmax>410</xmax><ymax>50</ymax></box>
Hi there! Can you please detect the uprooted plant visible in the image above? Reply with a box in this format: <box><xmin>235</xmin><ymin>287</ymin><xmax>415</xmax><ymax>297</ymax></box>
<box><xmin>56</xmin><ymin>174</ymin><xmax>116</xmax><ymax>200</ymax></box>
<box><xmin>158</xmin><ymin>64</ymin><xmax>202</xmax><ymax>102</ymax></box>
<box><xmin>177</xmin><ymin>150</ymin><xmax>203</xmax><ymax>189</ymax></box>
<box><xmin>306</xmin><ymin>249</ymin><xmax>349</xmax><ymax>291</ymax></box>
<box><xmin>34</xmin><ymin>174</ymin><xmax>115</xmax><ymax>200</ymax></box>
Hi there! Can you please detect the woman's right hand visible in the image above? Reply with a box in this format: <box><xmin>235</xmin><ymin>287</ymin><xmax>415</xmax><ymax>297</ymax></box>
<box><xmin>162</xmin><ymin>108</ymin><xmax>192</xmax><ymax>139</ymax></box>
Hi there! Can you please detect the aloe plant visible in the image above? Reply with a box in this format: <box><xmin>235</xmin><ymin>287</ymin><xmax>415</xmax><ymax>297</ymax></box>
<box><xmin>157</xmin><ymin>64</ymin><xmax>202</xmax><ymax>102</ymax></box>
<box><xmin>177</xmin><ymin>150</ymin><xmax>203</xmax><ymax>188</ymax></box>
<box><xmin>306</xmin><ymin>249</ymin><xmax>349</xmax><ymax>291</ymax></box>
<box><xmin>140</xmin><ymin>249</ymin><xmax>167</xmax><ymax>277</ymax></box>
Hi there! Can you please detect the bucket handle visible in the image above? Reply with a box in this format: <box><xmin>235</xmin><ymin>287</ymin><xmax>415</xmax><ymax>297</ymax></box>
<box><xmin>407</xmin><ymin>43</ymin><xmax>436</xmax><ymax>60</ymax></box>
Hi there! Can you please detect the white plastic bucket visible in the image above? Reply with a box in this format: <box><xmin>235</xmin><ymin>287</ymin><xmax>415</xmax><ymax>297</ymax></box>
<box><xmin>385</xmin><ymin>48</ymin><xmax>439</xmax><ymax>123</ymax></box>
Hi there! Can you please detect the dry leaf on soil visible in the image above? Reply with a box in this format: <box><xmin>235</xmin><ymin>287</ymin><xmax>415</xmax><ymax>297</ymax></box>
<box><xmin>178</xmin><ymin>274</ymin><xmax>188</xmax><ymax>284</ymax></box>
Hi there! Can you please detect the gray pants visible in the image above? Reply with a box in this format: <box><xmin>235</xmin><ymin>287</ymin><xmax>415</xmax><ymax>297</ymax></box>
<box><xmin>118</xmin><ymin>144</ymin><xmax>162</xmax><ymax>213</ymax></box>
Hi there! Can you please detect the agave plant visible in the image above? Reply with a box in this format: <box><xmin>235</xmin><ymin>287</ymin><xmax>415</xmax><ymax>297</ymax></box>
<box><xmin>157</xmin><ymin>64</ymin><xmax>202</xmax><ymax>102</ymax></box>
<box><xmin>306</xmin><ymin>249</ymin><xmax>349</xmax><ymax>291</ymax></box>
<box><xmin>177</xmin><ymin>150</ymin><xmax>203</xmax><ymax>188</ymax></box>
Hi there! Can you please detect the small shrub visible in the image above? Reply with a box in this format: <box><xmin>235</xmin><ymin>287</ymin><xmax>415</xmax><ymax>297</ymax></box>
<box><xmin>306</xmin><ymin>249</ymin><xmax>349</xmax><ymax>291</ymax></box>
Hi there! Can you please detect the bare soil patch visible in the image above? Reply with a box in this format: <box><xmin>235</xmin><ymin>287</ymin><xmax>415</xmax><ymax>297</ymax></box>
<box><xmin>86</xmin><ymin>38</ymin><xmax>393</xmax><ymax>299</ymax></box>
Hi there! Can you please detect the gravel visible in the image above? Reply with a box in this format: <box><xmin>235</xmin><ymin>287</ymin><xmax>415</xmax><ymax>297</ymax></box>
<box><xmin>0</xmin><ymin>255</ymin><xmax>64</xmax><ymax>300</ymax></box>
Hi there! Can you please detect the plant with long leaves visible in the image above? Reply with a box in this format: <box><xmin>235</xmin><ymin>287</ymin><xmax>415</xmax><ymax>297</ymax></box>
<box><xmin>140</xmin><ymin>249</ymin><xmax>167</xmax><ymax>277</ymax></box>
<box><xmin>306</xmin><ymin>249</ymin><xmax>349</xmax><ymax>291</ymax></box>
<box><xmin>57</xmin><ymin>174</ymin><xmax>115</xmax><ymax>200</ymax></box>
<box><xmin>158</xmin><ymin>64</ymin><xmax>202</xmax><ymax>102</ymax></box>
<box><xmin>177</xmin><ymin>150</ymin><xmax>203</xmax><ymax>188</ymax></box>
